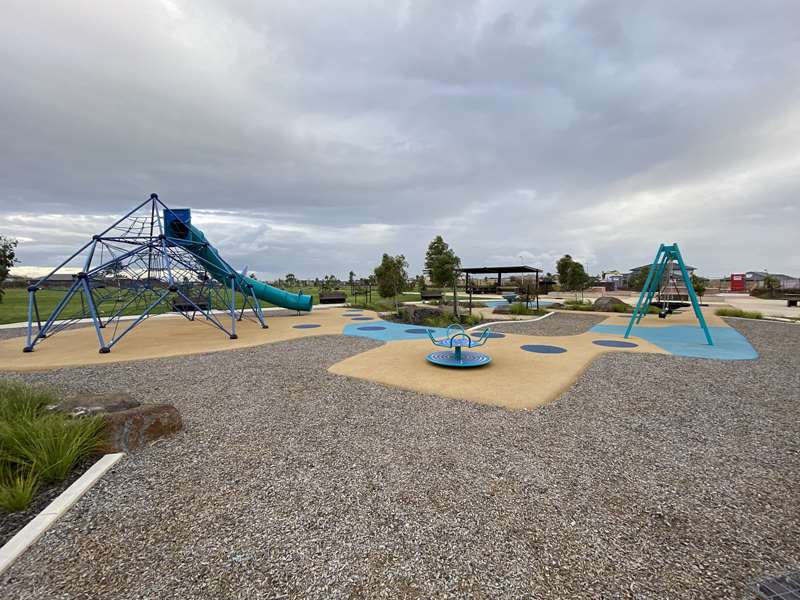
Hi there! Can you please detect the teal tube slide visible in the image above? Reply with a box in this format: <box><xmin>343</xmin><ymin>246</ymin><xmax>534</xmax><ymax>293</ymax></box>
<box><xmin>164</xmin><ymin>209</ymin><xmax>313</xmax><ymax>312</ymax></box>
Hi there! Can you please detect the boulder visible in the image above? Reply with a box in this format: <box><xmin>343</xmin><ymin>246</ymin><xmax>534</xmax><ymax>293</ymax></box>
<box><xmin>100</xmin><ymin>404</ymin><xmax>182</xmax><ymax>453</ymax></box>
<box><xmin>593</xmin><ymin>296</ymin><xmax>628</xmax><ymax>312</ymax></box>
<box><xmin>50</xmin><ymin>392</ymin><xmax>182</xmax><ymax>453</ymax></box>
<box><xmin>48</xmin><ymin>392</ymin><xmax>141</xmax><ymax>417</ymax></box>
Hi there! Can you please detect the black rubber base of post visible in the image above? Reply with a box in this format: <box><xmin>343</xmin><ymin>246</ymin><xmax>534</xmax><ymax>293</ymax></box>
<box><xmin>99</xmin><ymin>347</ymin><xmax>110</xmax><ymax>354</ymax></box>
<box><xmin>262</xmin><ymin>325</ymin><xmax>269</xmax><ymax>329</ymax></box>
<box><xmin>22</xmin><ymin>346</ymin><xmax>33</xmax><ymax>353</ymax></box>
<box><xmin>230</xmin><ymin>334</ymin><xmax>238</xmax><ymax>340</ymax></box>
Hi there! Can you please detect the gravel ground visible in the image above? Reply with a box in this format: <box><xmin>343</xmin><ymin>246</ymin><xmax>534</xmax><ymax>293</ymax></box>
<box><xmin>0</xmin><ymin>320</ymin><xmax>798</xmax><ymax>599</ymax></box>
<box><xmin>478</xmin><ymin>311</ymin><xmax>607</xmax><ymax>336</ymax></box>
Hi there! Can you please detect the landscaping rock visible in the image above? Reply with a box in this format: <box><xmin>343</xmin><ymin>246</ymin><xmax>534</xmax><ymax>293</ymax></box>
<box><xmin>49</xmin><ymin>391</ymin><xmax>141</xmax><ymax>417</ymax></box>
<box><xmin>49</xmin><ymin>392</ymin><xmax>182</xmax><ymax>452</ymax></box>
<box><xmin>492</xmin><ymin>305</ymin><xmax>511</xmax><ymax>314</ymax></box>
<box><xmin>101</xmin><ymin>403</ymin><xmax>182</xmax><ymax>453</ymax></box>
<box><xmin>594</xmin><ymin>296</ymin><xmax>627</xmax><ymax>311</ymax></box>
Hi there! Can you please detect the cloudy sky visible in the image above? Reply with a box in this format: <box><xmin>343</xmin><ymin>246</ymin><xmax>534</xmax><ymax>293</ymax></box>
<box><xmin>2</xmin><ymin>0</ymin><xmax>799</xmax><ymax>280</ymax></box>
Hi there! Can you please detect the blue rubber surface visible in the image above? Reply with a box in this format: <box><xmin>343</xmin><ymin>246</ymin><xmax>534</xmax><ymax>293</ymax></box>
<box><xmin>471</xmin><ymin>331</ymin><xmax>506</xmax><ymax>339</ymax></box>
<box><xmin>593</xmin><ymin>339</ymin><xmax>638</xmax><ymax>348</ymax></box>
<box><xmin>293</xmin><ymin>324</ymin><xmax>321</xmax><ymax>329</ymax></box>
<box><xmin>590</xmin><ymin>324</ymin><xmax>758</xmax><ymax>360</ymax></box>
<box><xmin>426</xmin><ymin>350</ymin><xmax>491</xmax><ymax>367</ymax></box>
<box><xmin>344</xmin><ymin>320</ymin><xmax>449</xmax><ymax>341</ymax></box>
<box><xmin>520</xmin><ymin>344</ymin><xmax>567</xmax><ymax>354</ymax></box>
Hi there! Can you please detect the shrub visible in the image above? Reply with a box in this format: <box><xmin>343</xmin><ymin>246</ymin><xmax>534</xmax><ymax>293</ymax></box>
<box><xmin>508</xmin><ymin>303</ymin><xmax>549</xmax><ymax>316</ymax></box>
<box><xmin>715</xmin><ymin>307</ymin><xmax>763</xmax><ymax>319</ymax></box>
<box><xmin>0</xmin><ymin>466</ymin><xmax>39</xmax><ymax>512</ymax></box>
<box><xmin>423</xmin><ymin>313</ymin><xmax>482</xmax><ymax>328</ymax></box>
<box><xmin>0</xmin><ymin>381</ymin><xmax>105</xmax><ymax>512</ymax></box>
<box><xmin>0</xmin><ymin>415</ymin><xmax>104</xmax><ymax>483</ymax></box>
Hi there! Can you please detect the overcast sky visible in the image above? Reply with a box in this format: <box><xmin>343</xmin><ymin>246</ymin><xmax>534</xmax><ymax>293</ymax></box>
<box><xmin>2</xmin><ymin>0</ymin><xmax>799</xmax><ymax>279</ymax></box>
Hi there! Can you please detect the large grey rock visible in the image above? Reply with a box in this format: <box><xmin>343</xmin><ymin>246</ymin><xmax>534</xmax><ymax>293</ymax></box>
<box><xmin>100</xmin><ymin>404</ymin><xmax>182</xmax><ymax>453</ymax></box>
<box><xmin>48</xmin><ymin>392</ymin><xmax>141</xmax><ymax>417</ymax></box>
<box><xmin>593</xmin><ymin>296</ymin><xmax>628</xmax><ymax>312</ymax></box>
<box><xmin>49</xmin><ymin>392</ymin><xmax>182</xmax><ymax>453</ymax></box>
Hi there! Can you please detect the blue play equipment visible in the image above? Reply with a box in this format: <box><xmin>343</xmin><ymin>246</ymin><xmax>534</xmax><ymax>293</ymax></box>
<box><xmin>425</xmin><ymin>324</ymin><xmax>492</xmax><ymax>367</ymax></box>
<box><xmin>23</xmin><ymin>193</ymin><xmax>313</xmax><ymax>353</ymax></box>
<box><xmin>625</xmin><ymin>243</ymin><xmax>713</xmax><ymax>346</ymax></box>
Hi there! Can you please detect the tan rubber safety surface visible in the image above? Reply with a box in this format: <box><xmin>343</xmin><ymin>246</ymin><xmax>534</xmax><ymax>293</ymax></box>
<box><xmin>0</xmin><ymin>308</ymin><xmax>371</xmax><ymax>372</ymax></box>
<box><xmin>328</xmin><ymin>331</ymin><xmax>667</xmax><ymax>411</ymax></box>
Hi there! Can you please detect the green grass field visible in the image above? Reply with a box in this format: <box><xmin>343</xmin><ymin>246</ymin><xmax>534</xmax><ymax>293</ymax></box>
<box><xmin>0</xmin><ymin>287</ymin><xmax>422</xmax><ymax>325</ymax></box>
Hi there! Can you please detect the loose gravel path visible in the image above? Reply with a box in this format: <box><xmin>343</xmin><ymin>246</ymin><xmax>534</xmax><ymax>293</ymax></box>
<box><xmin>1</xmin><ymin>320</ymin><xmax>798</xmax><ymax>599</ymax></box>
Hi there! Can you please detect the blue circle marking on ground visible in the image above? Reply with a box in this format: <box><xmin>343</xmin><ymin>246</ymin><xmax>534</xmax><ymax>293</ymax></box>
<box><xmin>592</xmin><ymin>339</ymin><xmax>638</xmax><ymax>348</ymax></box>
<box><xmin>357</xmin><ymin>325</ymin><xmax>387</xmax><ymax>331</ymax></box>
<box><xmin>293</xmin><ymin>324</ymin><xmax>321</xmax><ymax>329</ymax></box>
<box><xmin>404</xmin><ymin>328</ymin><xmax>430</xmax><ymax>334</ymax></box>
<box><xmin>426</xmin><ymin>350</ymin><xmax>491</xmax><ymax>368</ymax></box>
<box><xmin>350</xmin><ymin>316</ymin><xmax>373</xmax><ymax>320</ymax></box>
<box><xmin>472</xmin><ymin>331</ymin><xmax>506</xmax><ymax>339</ymax></box>
<box><xmin>520</xmin><ymin>344</ymin><xmax>567</xmax><ymax>354</ymax></box>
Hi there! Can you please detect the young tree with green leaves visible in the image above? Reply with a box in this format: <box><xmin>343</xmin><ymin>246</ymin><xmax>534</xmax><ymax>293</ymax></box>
<box><xmin>627</xmin><ymin>266</ymin><xmax>650</xmax><ymax>291</ymax></box>
<box><xmin>424</xmin><ymin>236</ymin><xmax>461</xmax><ymax>288</ymax></box>
<box><xmin>762</xmin><ymin>274</ymin><xmax>780</xmax><ymax>298</ymax></box>
<box><xmin>0</xmin><ymin>236</ymin><xmax>19</xmax><ymax>303</ymax></box>
<box><xmin>690</xmin><ymin>273</ymin><xmax>708</xmax><ymax>299</ymax></box>
<box><xmin>374</xmin><ymin>253</ymin><xmax>408</xmax><ymax>311</ymax></box>
<box><xmin>285</xmin><ymin>273</ymin><xmax>297</xmax><ymax>287</ymax></box>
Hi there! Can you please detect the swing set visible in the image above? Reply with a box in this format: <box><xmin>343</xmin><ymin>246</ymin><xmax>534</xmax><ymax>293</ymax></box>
<box><xmin>624</xmin><ymin>243</ymin><xmax>713</xmax><ymax>346</ymax></box>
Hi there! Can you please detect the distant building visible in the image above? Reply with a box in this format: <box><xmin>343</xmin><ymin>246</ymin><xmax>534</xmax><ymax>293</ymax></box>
<box><xmin>744</xmin><ymin>271</ymin><xmax>799</xmax><ymax>290</ymax></box>
<box><xmin>623</xmin><ymin>263</ymin><xmax>696</xmax><ymax>289</ymax></box>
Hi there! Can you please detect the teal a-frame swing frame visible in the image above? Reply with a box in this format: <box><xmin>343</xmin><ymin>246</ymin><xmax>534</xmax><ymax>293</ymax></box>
<box><xmin>624</xmin><ymin>243</ymin><xmax>713</xmax><ymax>345</ymax></box>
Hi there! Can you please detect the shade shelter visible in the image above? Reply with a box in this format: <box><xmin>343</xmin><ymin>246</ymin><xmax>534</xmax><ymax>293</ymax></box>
<box><xmin>458</xmin><ymin>265</ymin><xmax>543</xmax><ymax>315</ymax></box>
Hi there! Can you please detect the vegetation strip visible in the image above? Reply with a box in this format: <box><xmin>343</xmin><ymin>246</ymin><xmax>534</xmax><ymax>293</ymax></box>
<box><xmin>0</xmin><ymin>452</ymin><xmax>124</xmax><ymax>575</ymax></box>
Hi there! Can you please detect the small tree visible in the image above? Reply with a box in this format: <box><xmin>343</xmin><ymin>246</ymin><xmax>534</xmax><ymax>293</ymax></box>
<box><xmin>0</xmin><ymin>236</ymin><xmax>19</xmax><ymax>303</ymax></box>
<box><xmin>320</xmin><ymin>274</ymin><xmax>338</xmax><ymax>291</ymax></box>
<box><xmin>424</xmin><ymin>236</ymin><xmax>461</xmax><ymax>288</ymax></box>
<box><xmin>690</xmin><ymin>273</ymin><xmax>708</xmax><ymax>299</ymax></box>
<box><xmin>556</xmin><ymin>255</ymin><xmax>574</xmax><ymax>289</ymax></box>
<box><xmin>414</xmin><ymin>275</ymin><xmax>427</xmax><ymax>292</ymax></box>
<box><xmin>762</xmin><ymin>274</ymin><xmax>780</xmax><ymax>298</ymax></box>
<box><xmin>285</xmin><ymin>273</ymin><xmax>297</xmax><ymax>288</ymax></box>
<box><xmin>627</xmin><ymin>266</ymin><xmax>650</xmax><ymax>291</ymax></box>
<box><xmin>374</xmin><ymin>253</ymin><xmax>408</xmax><ymax>311</ymax></box>
<box><xmin>567</xmin><ymin>262</ymin><xmax>590</xmax><ymax>293</ymax></box>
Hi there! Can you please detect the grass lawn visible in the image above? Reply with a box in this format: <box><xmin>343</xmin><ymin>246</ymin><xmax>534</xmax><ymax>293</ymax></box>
<box><xmin>0</xmin><ymin>287</ymin><xmax>422</xmax><ymax>325</ymax></box>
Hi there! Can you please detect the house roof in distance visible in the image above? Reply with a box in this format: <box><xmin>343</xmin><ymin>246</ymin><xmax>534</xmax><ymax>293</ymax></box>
<box><xmin>459</xmin><ymin>265</ymin><xmax>542</xmax><ymax>275</ymax></box>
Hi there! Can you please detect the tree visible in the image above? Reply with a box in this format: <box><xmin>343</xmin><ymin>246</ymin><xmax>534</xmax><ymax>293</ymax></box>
<box><xmin>285</xmin><ymin>273</ymin><xmax>297</xmax><ymax>287</ymax></box>
<box><xmin>414</xmin><ymin>275</ymin><xmax>427</xmax><ymax>292</ymax></box>
<box><xmin>556</xmin><ymin>255</ymin><xmax>574</xmax><ymax>288</ymax></box>
<box><xmin>627</xmin><ymin>266</ymin><xmax>650</xmax><ymax>291</ymax></box>
<box><xmin>556</xmin><ymin>255</ymin><xmax>590</xmax><ymax>291</ymax></box>
<box><xmin>762</xmin><ymin>274</ymin><xmax>780</xmax><ymax>298</ymax></box>
<box><xmin>374</xmin><ymin>253</ymin><xmax>408</xmax><ymax>311</ymax></box>
<box><xmin>690</xmin><ymin>273</ymin><xmax>708</xmax><ymax>299</ymax></box>
<box><xmin>424</xmin><ymin>236</ymin><xmax>461</xmax><ymax>288</ymax></box>
<box><xmin>0</xmin><ymin>236</ymin><xmax>19</xmax><ymax>303</ymax></box>
<box><xmin>320</xmin><ymin>274</ymin><xmax>339</xmax><ymax>291</ymax></box>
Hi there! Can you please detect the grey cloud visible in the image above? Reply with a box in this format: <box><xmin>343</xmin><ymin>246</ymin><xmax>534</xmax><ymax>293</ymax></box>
<box><xmin>1</xmin><ymin>0</ymin><xmax>799</xmax><ymax>278</ymax></box>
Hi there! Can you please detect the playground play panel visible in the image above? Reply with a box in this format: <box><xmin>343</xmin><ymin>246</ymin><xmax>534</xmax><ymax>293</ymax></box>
<box><xmin>0</xmin><ymin>304</ymin><xmax>756</xmax><ymax>411</ymax></box>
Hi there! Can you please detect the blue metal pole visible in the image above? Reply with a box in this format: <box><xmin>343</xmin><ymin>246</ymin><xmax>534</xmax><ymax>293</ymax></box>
<box><xmin>80</xmin><ymin>276</ymin><xmax>109</xmax><ymax>352</ymax></box>
<box><xmin>24</xmin><ymin>289</ymin><xmax>35</xmax><ymax>352</ymax></box>
<box><xmin>625</xmin><ymin>245</ymin><xmax>664</xmax><ymax>338</ymax></box>
<box><xmin>229</xmin><ymin>275</ymin><xmax>238</xmax><ymax>339</ymax></box>
<box><xmin>673</xmin><ymin>243</ymin><xmax>713</xmax><ymax>345</ymax></box>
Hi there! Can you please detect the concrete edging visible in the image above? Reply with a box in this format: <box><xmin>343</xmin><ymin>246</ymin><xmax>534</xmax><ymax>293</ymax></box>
<box><xmin>0</xmin><ymin>452</ymin><xmax>125</xmax><ymax>576</ymax></box>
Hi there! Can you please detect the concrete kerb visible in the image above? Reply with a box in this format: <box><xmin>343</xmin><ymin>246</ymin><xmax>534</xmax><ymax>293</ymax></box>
<box><xmin>0</xmin><ymin>452</ymin><xmax>125</xmax><ymax>576</ymax></box>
